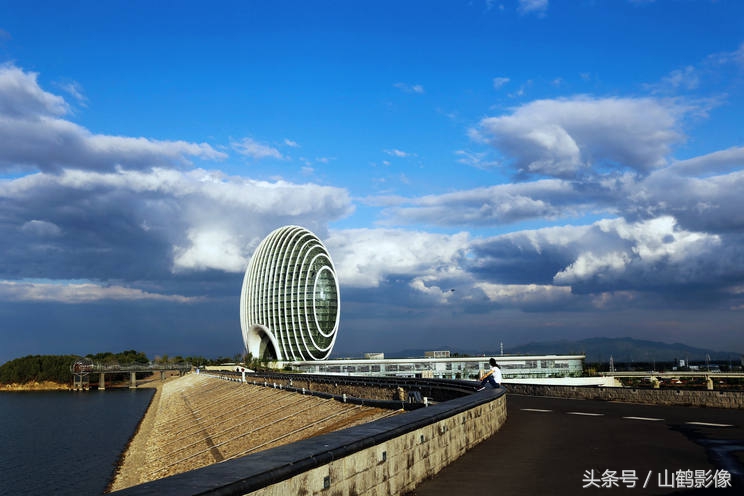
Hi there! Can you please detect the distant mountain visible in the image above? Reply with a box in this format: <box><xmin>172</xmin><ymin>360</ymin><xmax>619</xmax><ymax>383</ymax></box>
<box><xmin>506</xmin><ymin>337</ymin><xmax>741</xmax><ymax>363</ymax></box>
<box><xmin>336</xmin><ymin>338</ymin><xmax>742</xmax><ymax>364</ymax></box>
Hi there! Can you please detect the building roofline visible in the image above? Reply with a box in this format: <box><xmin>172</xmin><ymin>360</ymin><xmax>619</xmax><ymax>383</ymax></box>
<box><xmin>288</xmin><ymin>354</ymin><xmax>585</xmax><ymax>366</ymax></box>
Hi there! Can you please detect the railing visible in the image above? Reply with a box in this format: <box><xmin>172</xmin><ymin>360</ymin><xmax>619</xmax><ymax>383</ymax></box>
<box><xmin>88</xmin><ymin>362</ymin><xmax>192</xmax><ymax>373</ymax></box>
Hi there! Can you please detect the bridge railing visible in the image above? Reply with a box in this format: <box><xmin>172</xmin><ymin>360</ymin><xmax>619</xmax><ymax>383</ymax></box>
<box><xmin>88</xmin><ymin>362</ymin><xmax>192</xmax><ymax>373</ymax></box>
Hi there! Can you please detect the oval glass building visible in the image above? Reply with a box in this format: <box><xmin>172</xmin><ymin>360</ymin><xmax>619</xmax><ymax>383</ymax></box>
<box><xmin>240</xmin><ymin>225</ymin><xmax>340</xmax><ymax>361</ymax></box>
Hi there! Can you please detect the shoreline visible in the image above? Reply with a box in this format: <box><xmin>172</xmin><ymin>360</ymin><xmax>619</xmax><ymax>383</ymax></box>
<box><xmin>107</xmin><ymin>373</ymin><xmax>179</xmax><ymax>492</ymax></box>
<box><xmin>106</xmin><ymin>373</ymin><xmax>397</xmax><ymax>491</ymax></box>
<box><xmin>1</xmin><ymin>380</ymin><xmax>160</xmax><ymax>392</ymax></box>
<box><xmin>105</xmin><ymin>383</ymin><xmax>161</xmax><ymax>493</ymax></box>
<box><xmin>1</xmin><ymin>381</ymin><xmax>72</xmax><ymax>391</ymax></box>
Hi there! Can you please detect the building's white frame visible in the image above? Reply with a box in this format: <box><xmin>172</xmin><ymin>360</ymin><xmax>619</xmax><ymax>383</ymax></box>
<box><xmin>240</xmin><ymin>225</ymin><xmax>340</xmax><ymax>361</ymax></box>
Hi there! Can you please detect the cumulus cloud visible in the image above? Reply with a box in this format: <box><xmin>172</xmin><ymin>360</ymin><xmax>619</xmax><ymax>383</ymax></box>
<box><xmin>476</xmin><ymin>282</ymin><xmax>572</xmax><ymax>306</ymax></box>
<box><xmin>629</xmin><ymin>167</ymin><xmax>744</xmax><ymax>234</ymax></box>
<box><xmin>326</xmin><ymin>229</ymin><xmax>470</xmax><ymax>288</ymax></box>
<box><xmin>377</xmin><ymin>179</ymin><xmax>596</xmax><ymax>227</ymax></box>
<box><xmin>667</xmin><ymin>146</ymin><xmax>744</xmax><ymax>177</ymax></box>
<box><xmin>471</xmin><ymin>96</ymin><xmax>684</xmax><ymax>178</ymax></box>
<box><xmin>553</xmin><ymin>216</ymin><xmax>724</xmax><ymax>290</ymax></box>
<box><xmin>0</xmin><ymin>64</ymin><xmax>69</xmax><ymax>118</ymax></box>
<box><xmin>173</xmin><ymin>228</ymin><xmax>248</xmax><ymax>272</ymax></box>
<box><xmin>0</xmin><ymin>64</ymin><xmax>226</xmax><ymax>173</ymax></box>
<box><xmin>466</xmin><ymin>212</ymin><xmax>742</xmax><ymax>300</ymax></box>
<box><xmin>0</xmin><ymin>168</ymin><xmax>353</xmax><ymax>283</ymax></box>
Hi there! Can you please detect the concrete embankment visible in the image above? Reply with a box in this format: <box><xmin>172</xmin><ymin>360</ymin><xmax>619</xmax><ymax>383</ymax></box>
<box><xmin>110</xmin><ymin>382</ymin><xmax>506</xmax><ymax>496</ymax></box>
<box><xmin>109</xmin><ymin>374</ymin><xmax>397</xmax><ymax>491</ymax></box>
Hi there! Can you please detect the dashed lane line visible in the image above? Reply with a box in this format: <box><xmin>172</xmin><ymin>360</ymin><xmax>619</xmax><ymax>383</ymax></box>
<box><xmin>520</xmin><ymin>408</ymin><xmax>552</xmax><ymax>413</ymax></box>
<box><xmin>622</xmin><ymin>416</ymin><xmax>664</xmax><ymax>422</ymax></box>
<box><xmin>566</xmin><ymin>411</ymin><xmax>604</xmax><ymax>417</ymax></box>
<box><xmin>685</xmin><ymin>421</ymin><xmax>734</xmax><ymax>428</ymax></box>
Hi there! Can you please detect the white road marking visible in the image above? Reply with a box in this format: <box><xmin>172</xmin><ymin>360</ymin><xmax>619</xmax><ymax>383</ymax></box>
<box><xmin>521</xmin><ymin>408</ymin><xmax>552</xmax><ymax>413</ymax></box>
<box><xmin>566</xmin><ymin>411</ymin><xmax>604</xmax><ymax>416</ymax></box>
<box><xmin>686</xmin><ymin>421</ymin><xmax>733</xmax><ymax>428</ymax></box>
<box><xmin>622</xmin><ymin>416</ymin><xmax>664</xmax><ymax>422</ymax></box>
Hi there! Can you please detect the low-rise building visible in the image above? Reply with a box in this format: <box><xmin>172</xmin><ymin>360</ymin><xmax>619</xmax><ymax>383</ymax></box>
<box><xmin>288</xmin><ymin>354</ymin><xmax>584</xmax><ymax>380</ymax></box>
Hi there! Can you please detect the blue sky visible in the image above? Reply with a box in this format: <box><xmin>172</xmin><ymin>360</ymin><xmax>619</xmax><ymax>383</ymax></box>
<box><xmin>1</xmin><ymin>0</ymin><xmax>743</xmax><ymax>364</ymax></box>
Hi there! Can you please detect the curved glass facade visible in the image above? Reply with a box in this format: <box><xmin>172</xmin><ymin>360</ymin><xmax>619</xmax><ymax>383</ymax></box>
<box><xmin>240</xmin><ymin>225</ymin><xmax>340</xmax><ymax>361</ymax></box>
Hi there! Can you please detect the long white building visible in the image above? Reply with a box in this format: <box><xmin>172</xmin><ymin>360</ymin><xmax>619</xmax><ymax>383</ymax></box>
<box><xmin>288</xmin><ymin>354</ymin><xmax>585</xmax><ymax>380</ymax></box>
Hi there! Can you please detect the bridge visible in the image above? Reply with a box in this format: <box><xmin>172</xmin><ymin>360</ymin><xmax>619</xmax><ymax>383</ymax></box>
<box><xmin>71</xmin><ymin>359</ymin><xmax>192</xmax><ymax>390</ymax></box>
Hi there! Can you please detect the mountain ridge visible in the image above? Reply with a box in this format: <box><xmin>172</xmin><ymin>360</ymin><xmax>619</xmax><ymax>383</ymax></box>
<box><xmin>373</xmin><ymin>338</ymin><xmax>742</xmax><ymax>363</ymax></box>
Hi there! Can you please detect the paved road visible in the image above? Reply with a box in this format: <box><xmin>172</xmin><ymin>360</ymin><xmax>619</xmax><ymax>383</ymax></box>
<box><xmin>411</xmin><ymin>394</ymin><xmax>743</xmax><ymax>495</ymax></box>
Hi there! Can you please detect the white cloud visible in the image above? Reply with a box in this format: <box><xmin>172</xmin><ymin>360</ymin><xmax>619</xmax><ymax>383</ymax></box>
<box><xmin>668</xmin><ymin>146</ymin><xmax>744</xmax><ymax>177</ymax></box>
<box><xmin>231</xmin><ymin>137</ymin><xmax>284</xmax><ymax>160</ymax></box>
<box><xmin>493</xmin><ymin>77</ymin><xmax>510</xmax><ymax>89</ymax></box>
<box><xmin>326</xmin><ymin>229</ymin><xmax>470</xmax><ymax>288</ymax></box>
<box><xmin>660</xmin><ymin>66</ymin><xmax>699</xmax><ymax>91</ymax></box>
<box><xmin>708</xmin><ymin>41</ymin><xmax>744</xmax><ymax>68</ymax></box>
<box><xmin>455</xmin><ymin>150</ymin><xmax>499</xmax><ymax>169</ymax></box>
<box><xmin>0</xmin><ymin>280</ymin><xmax>200</xmax><ymax>303</ymax></box>
<box><xmin>0</xmin><ymin>64</ymin><xmax>227</xmax><ymax>173</ymax></box>
<box><xmin>394</xmin><ymin>82</ymin><xmax>425</xmax><ymax>94</ymax></box>
<box><xmin>1</xmin><ymin>168</ymin><xmax>354</xmax><ymax>277</ymax></box>
<box><xmin>0</xmin><ymin>64</ymin><xmax>68</xmax><ymax>118</ymax></box>
<box><xmin>629</xmin><ymin>166</ymin><xmax>744</xmax><ymax>234</ymax></box>
<box><xmin>518</xmin><ymin>0</ymin><xmax>548</xmax><ymax>16</ymax></box>
<box><xmin>554</xmin><ymin>251</ymin><xmax>630</xmax><ymax>284</ymax></box>
<box><xmin>56</xmin><ymin>80</ymin><xmax>88</xmax><ymax>106</ymax></box>
<box><xmin>377</xmin><ymin>179</ymin><xmax>586</xmax><ymax>227</ymax></box>
<box><xmin>284</xmin><ymin>138</ymin><xmax>300</xmax><ymax>148</ymax></box>
<box><xmin>471</xmin><ymin>96</ymin><xmax>684</xmax><ymax>177</ymax></box>
<box><xmin>172</xmin><ymin>228</ymin><xmax>246</xmax><ymax>272</ymax></box>
<box><xmin>20</xmin><ymin>220</ymin><xmax>62</xmax><ymax>238</ymax></box>
<box><xmin>476</xmin><ymin>282</ymin><xmax>571</xmax><ymax>305</ymax></box>
<box><xmin>384</xmin><ymin>149</ymin><xmax>413</xmax><ymax>158</ymax></box>
<box><xmin>553</xmin><ymin>216</ymin><xmax>721</xmax><ymax>286</ymax></box>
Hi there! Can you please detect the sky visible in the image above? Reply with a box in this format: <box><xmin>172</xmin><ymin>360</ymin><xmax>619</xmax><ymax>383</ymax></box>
<box><xmin>1</xmin><ymin>0</ymin><xmax>743</xmax><ymax>364</ymax></box>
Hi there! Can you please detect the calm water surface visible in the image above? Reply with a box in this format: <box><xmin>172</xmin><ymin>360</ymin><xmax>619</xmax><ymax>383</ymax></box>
<box><xmin>0</xmin><ymin>389</ymin><xmax>154</xmax><ymax>496</ymax></box>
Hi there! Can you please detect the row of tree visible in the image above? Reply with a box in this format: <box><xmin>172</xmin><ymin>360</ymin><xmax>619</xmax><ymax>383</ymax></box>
<box><xmin>0</xmin><ymin>354</ymin><xmax>80</xmax><ymax>384</ymax></box>
<box><xmin>0</xmin><ymin>350</ymin><xmax>266</xmax><ymax>385</ymax></box>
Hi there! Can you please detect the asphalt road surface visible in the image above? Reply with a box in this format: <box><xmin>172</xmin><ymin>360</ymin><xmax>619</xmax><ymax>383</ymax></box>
<box><xmin>411</xmin><ymin>393</ymin><xmax>743</xmax><ymax>495</ymax></box>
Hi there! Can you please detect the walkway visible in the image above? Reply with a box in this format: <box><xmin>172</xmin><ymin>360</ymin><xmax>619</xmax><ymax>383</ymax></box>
<box><xmin>411</xmin><ymin>394</ymin><xmax>743</xmax><ymax>495</ymax></box>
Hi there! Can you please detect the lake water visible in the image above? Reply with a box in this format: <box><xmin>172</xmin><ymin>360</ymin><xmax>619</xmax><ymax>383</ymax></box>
<box><xmin>0</xmin><ymin>389</ymin><xmax>154</xmax><ymax>496</ymax></box>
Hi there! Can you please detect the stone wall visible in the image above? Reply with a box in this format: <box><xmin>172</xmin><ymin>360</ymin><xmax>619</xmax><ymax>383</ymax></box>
<box><xmin>112</xmin><ymin>387</ymin><xmax>506</xmax><ymax>496</ymax></box>
<box><xmin>239</xmin><ymin>372</ymin><xmax>477</xmax><ymax>404</ymax></box>
<box><xmin>506</xmin><ymin>383</ymin><xmax>744</xmax><ymax>409</ymax></box>
<box><xmin>246</xmin><ymin>376</ymin><xmax>400</xmax><ymax>402</ymax></box>
<box><xmin>249</xmin><ymin>394</ymin><xmax>507</xmax><ymax>496</ymax></box>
